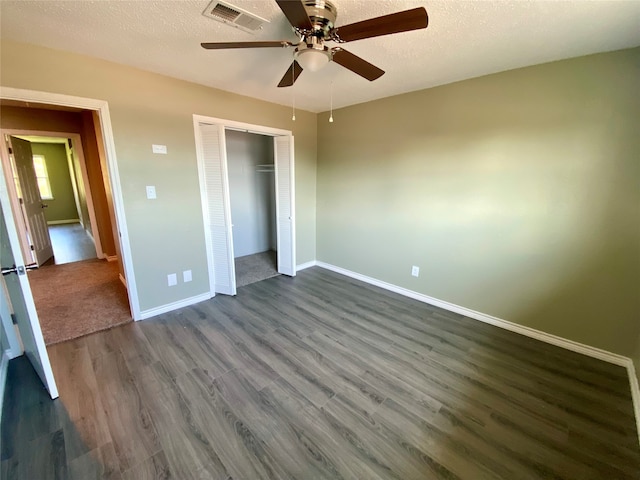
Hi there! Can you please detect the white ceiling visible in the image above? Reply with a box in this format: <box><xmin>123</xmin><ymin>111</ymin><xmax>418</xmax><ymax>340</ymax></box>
<box><xmin>1</xmin><ymin>1</ymin><xmax>639</xmax><ymax>113</ymax></box>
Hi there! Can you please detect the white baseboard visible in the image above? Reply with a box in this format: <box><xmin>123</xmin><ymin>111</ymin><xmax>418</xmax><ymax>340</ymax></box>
<box><xmin>316</xmin><ymin>261</ymin><xmax>629</xmax><ymax>366</ymax></box>
<box><xmin>626</xmin><ymin>361</ymin><xmax>640</xmax><ymax>445</ymax></box>
<box><xmin>119</xmin><ymin>273</ymin><xmax>127</xmax><ymax>288</ymax></box>
<box><xmin>314</xmin><ymin>261</ymin><xmax>639</xmax><ymax>445</ymax></box>
<box><xmin>139</xmin><ymin>292</ymin><xmax>211</xmax><ymax>320</ymax></box>
<box><xmin>46</xmin><ymin>219</ymin><xmax>80</xmax><ymax>225</ymax></box>
<box><xmin>296</xmin><ymin>260</ymin><xmax>317</xmax><ymax>271</ymax></box>
<box><xmin>0</xmin><ymin>351</ymin><xmax>10</xmax><ymax>424</ymax></box>
<box><xmin>106</xmin><ymin>255</ymin><xmax>118</xmax><ymax>262</ymax></box>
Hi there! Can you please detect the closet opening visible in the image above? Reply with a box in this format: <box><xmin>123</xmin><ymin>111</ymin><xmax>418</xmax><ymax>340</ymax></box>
<box><xmin>226</xmin><ymin>129</ymin><xmax>279</xmax><ymax>288</ymax></box>
<box><xmin>194</xmin><ymin>115</ymin><xmax>295</xmax><ymax>298</ymax></box>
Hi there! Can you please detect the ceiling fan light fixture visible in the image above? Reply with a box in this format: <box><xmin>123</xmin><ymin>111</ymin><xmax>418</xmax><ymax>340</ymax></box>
<box><xmin>295</xmin><ymin>48</ymin><xmax>331</xmax><ymax>72</ymax></box>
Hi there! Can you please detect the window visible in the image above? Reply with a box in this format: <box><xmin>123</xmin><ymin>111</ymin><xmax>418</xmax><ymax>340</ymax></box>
<box><xmin>32</xmin><ymin>155</ymin><xmax>53</xmax><ymax>200</ymax></box>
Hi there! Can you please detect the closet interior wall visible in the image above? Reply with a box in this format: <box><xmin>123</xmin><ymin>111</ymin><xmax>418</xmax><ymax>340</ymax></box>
<box><xmin>225</xmin><ymin>130</ymin><xmax>276</xmax><ymax>258</ymax></box>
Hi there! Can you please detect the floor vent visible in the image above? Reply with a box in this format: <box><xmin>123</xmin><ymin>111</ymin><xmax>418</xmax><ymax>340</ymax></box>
<box><xmin>202</xmin><ymin>1</ymin><xmax>268</xmax><ymax>34</ymax></box>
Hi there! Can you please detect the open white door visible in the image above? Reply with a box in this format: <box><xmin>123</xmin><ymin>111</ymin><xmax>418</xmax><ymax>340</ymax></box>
<box><xmin>274</xmin><ymin>135</ymin><xmax>296</xmax><ymax>276</ymax></box>
<box><xmin>199</xmin><ymin>123</ymin><xmax>236</xmax><ymax>296</ymax></box>
<box><xmin>0</xmin><ymin>199</ymin><xmax>58</xmax><ymax>399</ymax></box>
<box><xmin>8</xmin><ymin>136</ymin><xmax>53</xmax><ymax>266</ymax></box>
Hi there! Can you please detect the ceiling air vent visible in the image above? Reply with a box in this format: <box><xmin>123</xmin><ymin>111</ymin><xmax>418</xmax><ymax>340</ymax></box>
<box><xmin>202</xmin><ymin>1</ymin><xmax>269</xmax><ymax>34</ymax></box>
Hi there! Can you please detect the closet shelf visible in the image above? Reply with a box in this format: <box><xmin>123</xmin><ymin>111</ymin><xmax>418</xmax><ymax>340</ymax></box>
<box><xmin>256</xmin><ymin>163</ymin><xmax>275</xmax><ymax>173</ymax></box>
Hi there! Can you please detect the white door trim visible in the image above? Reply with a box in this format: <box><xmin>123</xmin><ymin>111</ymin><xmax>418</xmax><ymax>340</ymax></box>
<box><xmin>193</xmin><ymin>114</ymin><xmax>295</xmax><ymax>297</ymax></box>
<box><xmin>194</xmin><ymin>115</ymin><xmax>292</xmax><ymax>137</ymax></box>
<box><xmin>0</xmin><ymin>86</ymin><xmax>141</xmax><ymax>320</ymax></box>
<box><xmin>0</xmin><ymin>129</ymin><xmax>104</xmax><ymax>259</ymax></box>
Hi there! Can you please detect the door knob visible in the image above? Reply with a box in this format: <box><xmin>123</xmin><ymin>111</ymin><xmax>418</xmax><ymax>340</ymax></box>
<box><xmin>1</xmin><ymin>265</ymin><xmax>17</xmax><ymax>276</ymax></box>
<box><xmin>1</xmin><ymin>263</ymin><xmax>38</xmax><ymax>276</ymax></box>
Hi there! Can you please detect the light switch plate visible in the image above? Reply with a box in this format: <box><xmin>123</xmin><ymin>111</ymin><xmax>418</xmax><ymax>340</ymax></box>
<box><xmin>183</xmin><ymin>270</ymin><xmax>192</xmax><ymax>283</ymax></box>
<box><xmin>167</xmin><ymin>273</ymin><xmax>177</xmax><ymax>286</ymax></box>
<box><xmin>152</xmin><ymin>144</ymin><xmax>167</xmax><ymax>154</ymax></box>
<box><xmin>146</xmin><ymin>186</ymin><xmax>156</xmax><ymax>199</ymax></box>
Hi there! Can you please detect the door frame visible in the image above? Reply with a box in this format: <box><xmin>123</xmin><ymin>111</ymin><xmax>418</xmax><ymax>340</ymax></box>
<box><xmin>0</xmin><ymin>86</ymin><xmax>141</xmax><ymax>320</ymax></box>
<box><xmin>0</xmin><ymin>130</ymin><xmax>104</xmax><ymax>260</ymax></box>
<box><xmin>192</xmin><ymin>114</ymin><xmax>296</xmax><ymax>297</ymax></box>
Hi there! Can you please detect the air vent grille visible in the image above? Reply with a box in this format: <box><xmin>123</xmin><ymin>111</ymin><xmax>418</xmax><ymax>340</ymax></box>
<box><xmin>211</xmin><ymin>4</ymin><xmax>240</xmax><ymax>22</ymax></box>
<box><xmin>202</xmin><ymin>1</ymin><xmax>268</xmax><ymax>34</ymax></box>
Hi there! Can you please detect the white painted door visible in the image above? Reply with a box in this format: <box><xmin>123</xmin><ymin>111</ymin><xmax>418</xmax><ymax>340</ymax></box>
<box><xmin>8</xmin><ymin>136</ymin><xmax>53</xmax><ymax>266</ymax></box>
<box><xmin>274</xmin><ymin>135</ymin><xmax>296</xmax><ymax>276</ymax></box>
<box><xmin>199</xmin><ymin>123</ymin><xmax>236</xmax><ymax>296</ymax></box>
<box><xmin>0</xmin><ymin>200</ymin><xmax>58</xmax><ymax>399</ymax></box>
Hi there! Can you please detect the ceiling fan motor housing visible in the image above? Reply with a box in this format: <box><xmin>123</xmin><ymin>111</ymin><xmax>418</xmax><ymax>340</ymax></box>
<box><xmin>301</xmin><ymin>0</ymin><xmax>337</xmax><ymax>38</ymax></box>
<box><xmin>294</xmin><ymin>0</ymin><xmax>337</xmax><ymax>69</ymax></box>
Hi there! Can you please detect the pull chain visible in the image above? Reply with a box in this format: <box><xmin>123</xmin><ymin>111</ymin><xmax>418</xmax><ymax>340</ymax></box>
<box><xmin>329</xmin><ymin>81</ymin><xmax>334</xmax><ymax>123</ymax></box>
<box><xmin>292</xmin><ymin>57</ymin><xmax>296</xmax><ymax>121</ymax></box>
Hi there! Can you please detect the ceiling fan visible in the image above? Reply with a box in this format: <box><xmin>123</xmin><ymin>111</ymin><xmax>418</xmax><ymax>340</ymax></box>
<box><xmin>201</xmin><ymin>0</ymin><xmax>429</xmax><ymax>87</ymax></box>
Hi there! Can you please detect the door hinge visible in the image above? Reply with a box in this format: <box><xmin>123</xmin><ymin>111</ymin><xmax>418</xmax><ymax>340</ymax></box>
<box><xmin>7</xmin><ymin>147</ymin><xmax>12</xmax><ymax>154</ymax></box>
<box><xmin>11</xmin><ymin>314</ymin><xmax>17</xmax><ymax>325</ymax></box>
<box><xmin>30</xmin><ymin>245</ymin><xmax>35</xmax><ymax>251</ymax></box>
<box><xmin>19</xmin><ymin>198</ymin><xmax>24</xmax><ymax>205</ymax></box>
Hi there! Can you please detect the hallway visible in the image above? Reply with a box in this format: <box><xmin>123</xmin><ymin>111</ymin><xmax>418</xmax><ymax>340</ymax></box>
<box><xmin>48</xmin><ymin>222</ymin><xmax>96</xmax><ymax>265</ymax></box>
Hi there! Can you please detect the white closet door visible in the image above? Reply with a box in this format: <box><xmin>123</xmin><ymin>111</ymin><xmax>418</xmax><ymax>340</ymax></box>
<box><xmin>200</xmin><ymin>123</ymin><xmax>236</xmax><ymax>295</ymax></box>
<box><xmin>274</xmin><ymin>135</ymin><xmax>296</xmax><ymax>276</ymax></box>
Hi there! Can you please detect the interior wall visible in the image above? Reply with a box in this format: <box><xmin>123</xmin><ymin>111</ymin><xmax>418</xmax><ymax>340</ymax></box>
<box><xmin>226</xmin><ymin>130</ymin><xmax>276</xmax><ymax>258</ymax></box>
<box><xmin>29</xmin><ymin>142</ymin><xmax>78</xmax><ymax>223</ymax></box>
<box><xmin>68</xmin><ymin>142</ymin><xmax>91</xmax><ymax>233</ymax></box>
<box><xmin>0</xmin><ymin>40</ymin><xmax>317</xmax><ymax>312</ymax></box>
<box><xmin>80</xmin><ymin>110</ymin><xmax>116</xmax><ymax>257</ymax></box>
<box><xmin>317</xmin><ymin>47</ymin><xmax>640</xmax><ymax>358</ymax></box>
<box><xmin>0</xmin><ymin>106</ymin><xmax>83</xmax><ymax>132</ymax></box>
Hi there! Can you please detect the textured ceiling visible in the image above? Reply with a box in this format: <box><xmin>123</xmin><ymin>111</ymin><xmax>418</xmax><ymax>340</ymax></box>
<box><xmin>1</xmin><ymin>1</ymin><xmax>639</xmax><ymax>113</ymax></box>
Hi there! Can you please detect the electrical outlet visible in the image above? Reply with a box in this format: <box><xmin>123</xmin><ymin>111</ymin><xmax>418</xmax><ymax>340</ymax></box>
<box><xmin>146</xmin><ymin>185</ymin><xmax>157</xmax><ymax>199</ymax></box>
<box><xmin>411</xmin><ymin>266</ymin><xmax>420</xmax><ymax>277</ymax></box>
<box><xmin>183</xmin><ymin>270</ymin><xmax>192</xmax><ymax>283</ymax></box>
<box><xmin>167</xmin><ymin>273</ymin><xmax>177</xmax><ymax>286</ymax></box>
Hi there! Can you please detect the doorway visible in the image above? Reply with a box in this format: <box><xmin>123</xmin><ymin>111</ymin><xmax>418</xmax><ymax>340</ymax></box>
<box><xmin>0</xmin><ymin>90</ymin><xmax>138</xmax><ymax>353</ymax></box>
<box><xmin>1</xmin><ymin>123</ymin><xmax>130</xmax><ymax>345</ymax></box>
<box><xmin>193</xmin><ymin>115</ymin><xmax>296</xmax><ymax>297</ymax></box>
<box><xmin>226</xmin><ymin>129</ymin><xmax>279</xmax><ymax>288</ymax></box>
<box><xmin>3</xmin><ymin>133</ymin><xmax>100</xmax><ymax>266</ymax></box>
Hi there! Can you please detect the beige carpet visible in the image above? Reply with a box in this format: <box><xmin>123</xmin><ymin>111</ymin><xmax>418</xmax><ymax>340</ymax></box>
<box><xmin>28</xmin><ymin>258</ymin><xmax>131</xmax><ymax>345</ymax></box>
<box><xmin>235</xmin><ymin>250</ymin><xmax>280</xmax><ymax>288</ymax></box>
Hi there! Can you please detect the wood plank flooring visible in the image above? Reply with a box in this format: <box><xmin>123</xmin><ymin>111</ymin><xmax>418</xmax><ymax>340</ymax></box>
<box><xmin>48</xmin><ymin>222</ymin><xmax>97</xmax><ymax>265</ymax></box>
<box><xmin>2</xmin><ymin>267</ymin><xmax>639</xmax><ymax>479</ymax></box>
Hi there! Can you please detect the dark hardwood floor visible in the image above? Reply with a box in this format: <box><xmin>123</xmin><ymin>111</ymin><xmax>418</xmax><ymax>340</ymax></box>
<box><xmin>2</xmin><ymin>267</ymin><xmax>639</xmax><ymax>479</ymax></box>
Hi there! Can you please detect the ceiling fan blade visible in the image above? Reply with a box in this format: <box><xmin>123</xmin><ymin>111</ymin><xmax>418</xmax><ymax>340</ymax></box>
<box><xmin>334</xmin><ymin>7</ymin><xmax>428</xmax><ymax>43</ymax></box>
<box><xmin>332</xmin><ymin>49</ymin><xmax>384</xmax><ymax>81</ymax></box>
<box><xmin>275</xmin><ymin>0</ymin><xmax>313</xmax><ymax>30</ymax></box>
<box><xmin>277</xmin><ymin>60</ymin><xmax>303</xmax><ymax>87</ymax></box>
<box><xmin>201</xmin><ymin>41</ymin><xmax>293</xmax><ymax>49</ymax></box>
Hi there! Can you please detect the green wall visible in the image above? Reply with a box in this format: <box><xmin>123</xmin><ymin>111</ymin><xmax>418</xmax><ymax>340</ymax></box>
<box><xmin>317</xmin><ymin>48</ymin><xmax>640</xmax><ymax>357</ymax></box>
<box><xmin>0</xmin><ymin>40</ymin><xmax>317</xmax><ymax>312</ymax></box>
<box><xmin>30</xmin><ymin>142</ymin><xmax>78</xmax><ymax>223</ymax></box>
